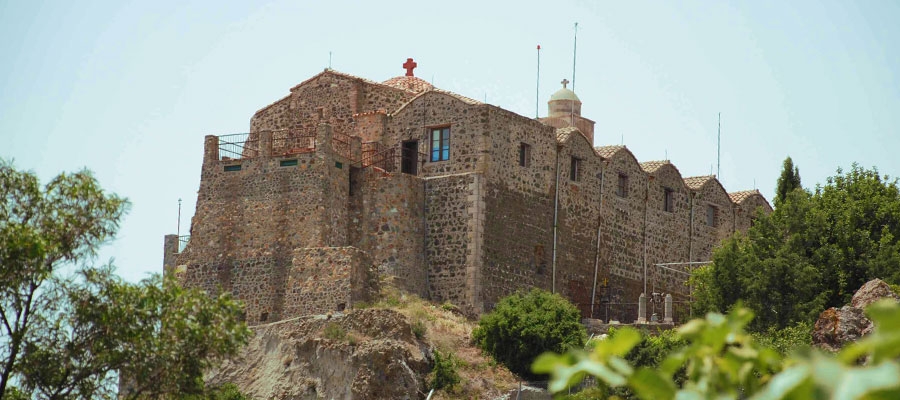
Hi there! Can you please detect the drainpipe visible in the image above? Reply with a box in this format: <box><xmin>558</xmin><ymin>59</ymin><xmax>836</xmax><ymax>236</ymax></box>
<box><xmin>590</xmin><ymin>165</ymin><xmax>605</xmax><ymax>319</ymax></box>
<box><xmin>552</xmin><ymin>144</ymin><xmax>562</xmax><ymax>294</ymax></box>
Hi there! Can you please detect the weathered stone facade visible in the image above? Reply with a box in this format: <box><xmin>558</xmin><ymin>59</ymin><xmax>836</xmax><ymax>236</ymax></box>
<box><xmin>165</xmin><ymin>62</ymin><xmax>771</xmax><ymax>324</ymax></box>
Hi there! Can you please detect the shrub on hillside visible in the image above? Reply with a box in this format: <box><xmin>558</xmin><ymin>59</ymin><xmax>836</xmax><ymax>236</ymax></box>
<box><xmin>472</xmin><ymin>289</ymin><xmax>586</xmax><ymax>379</ymax></box>
<box><xmin>429</xmin><ymin>350</ymin><xmax>461</xmax><ymax>391</ymax></box>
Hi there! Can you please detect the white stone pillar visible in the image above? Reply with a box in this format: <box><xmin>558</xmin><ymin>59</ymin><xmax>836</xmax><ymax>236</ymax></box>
<box><xmin>637</xmin><ymin>293</ymin><xmax>647</xmax><ymax>323</ymax></box>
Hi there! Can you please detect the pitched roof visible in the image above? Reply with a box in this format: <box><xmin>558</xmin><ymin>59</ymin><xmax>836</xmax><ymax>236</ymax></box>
<box><xmin>683</xmin><ymin>175</ymin><xmax>716</xmax><ymax>190</ymax></box>
<box><xmin>729</xmin><ymin>189</ymin><xmax>763</xmax><ymax>204</ymax></box>
<box><xmin>382</xmin><ymin>76</ymin><xmax>434</xmax><ymax>93</ymax></box>
<box><xmin>595</xmin><ymin>145</ymin><xmax>625</xmax><ymax>159</ymax></box>
<box><xmin>556</xmin><ymin>126</ymin><xmax>580</xmax><ymax>142</ymax></box>
<box><xmin>640</xmin><ymin>160</ymin><xmax>671</xmax><ymax>173</ymax></box>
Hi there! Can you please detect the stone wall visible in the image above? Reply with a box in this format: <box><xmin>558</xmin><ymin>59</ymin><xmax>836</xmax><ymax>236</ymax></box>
<box><xmin>644</xmin><ymin>164</ymin><xmax>692</xmax><ymax>296</ymax></box>
<box><xmin>283</xmin><ymin>247</ymin><xmax>377</xmax><ymax>317</ymax></box>
<box><xmin>424</xmin><ymin>173</ymin><xmax>481</xmax><ymax>313</ymax></box>
<box><xmin>354</xmin><ymin>169</ymin><xmax>427</xmax><ymax>297</ymax></box>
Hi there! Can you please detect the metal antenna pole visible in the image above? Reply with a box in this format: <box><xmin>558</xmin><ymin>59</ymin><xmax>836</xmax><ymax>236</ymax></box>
<box><xmin>717</xmin><ymin>112</ymin><xmax>721</xmax><ymax>178</ymax></box>
<box><xmin>177</xmin><ymin>198</ymin><xmax>182</xmax><ymax>238</ymax></box>
<box><xmin>572</xmin><ymin>22</ymin><xmax>578</xmax><ymax>92</ymax></box>
<box><xmin>536</xmin><ymin>44</ymin><xmax>541</xmax><ymax>118</ymax></box>
<box><xmin>328</xmin><ymin>51</ymin><xmax>332</xmax><ymax>69</ymax></box>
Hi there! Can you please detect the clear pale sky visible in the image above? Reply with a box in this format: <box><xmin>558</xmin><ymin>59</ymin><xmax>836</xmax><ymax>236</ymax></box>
<box><xmin>3</xmin><ymin>1</ymin><xmax>899</xmax><ymax>282</ymax></box>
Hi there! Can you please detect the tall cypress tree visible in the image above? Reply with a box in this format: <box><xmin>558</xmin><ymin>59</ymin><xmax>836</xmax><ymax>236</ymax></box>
<box><xmin>775</xmin><ymin>156</ymin><xmax>802</xmax><ymax>205</ymax></box>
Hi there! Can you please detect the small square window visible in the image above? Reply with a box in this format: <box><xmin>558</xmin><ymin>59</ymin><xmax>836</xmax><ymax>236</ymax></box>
<box><xmin>570</xmin><ymin>157</ymin><xmax>581</xmax><ymax>181</ymax></box>
<box><xmin>430</xmin><ymin>127</ymin><xmax>451</xmax><ymax>162</ymax></box>
<box><xmin>519</xmin><ymin>143</ymin><xmax>531</xmax><ymax>167</ymax></box>
<box><xmin>224</xmin><ymin>164</ymin><xmax>241</xmax><ymax>172</ymax></box>
<box><xmin>663</xmin><ymin>188</ymin><xmax>674</xmax><ymax>212</ymax></box>
<box><xmin>706</xmin><ymin>205</ymin><xmax>717</xmax><ymax>227</ymax></box>
<box><xmin>617</xmin><ymin>174</ymin><xmax>629</xmax><ymax>197</ymax></box>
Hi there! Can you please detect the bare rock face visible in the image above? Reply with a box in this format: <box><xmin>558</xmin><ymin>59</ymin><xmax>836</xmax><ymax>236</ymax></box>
<box><xmin>811</xmin><ymin>306</ymin><xmax>872</xmax><ymax>352</ymax></box>
<box><xmin>850</xmin><ymin>278</ymin><xmax>900</xmax><ymax>309</ymax></box>
<box><xmin>207</xmin><ymin>309</ymin><xmax>430</xmax><ymax>400</ymax></box>
<box><xmin>812</xmin><ymin>279</ymin><xmax>898</xmax><ymax>352</ymax></box>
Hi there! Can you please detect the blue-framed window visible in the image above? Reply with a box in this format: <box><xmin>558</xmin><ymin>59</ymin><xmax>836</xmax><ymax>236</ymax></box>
<box><xmin>430</xmin><ymin>127</ymin><xmax>450</xmax><ymax>162</ymax></box>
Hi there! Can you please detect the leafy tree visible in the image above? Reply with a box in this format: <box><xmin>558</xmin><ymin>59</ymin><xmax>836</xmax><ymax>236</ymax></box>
<box><xmin>1</xmin><ymin>162</ymin><xmax>251</xmax><ymax>399</ymax></box>
<box><xmin>775</xmin><ymin>156</ymin><xmax>802</xmax><ymax>205</ymax></box>
<box><xmin>472</xmin><ymin>289</ymin><xmax>586</xmax><ymax>379</ymax></box>
<box><xmin>535</xmin><ymin>301</ymin><xmax>900</xmax><ymax>399</ymax></box>
<box><xmin>692</xmin><ymin>164</ymin><xmax>900</xmax><ymax>330</ymax></box>
<box><xmin>1</xmin><ymin>161</ymin><xmax>127</xmax><ymax>398</ymax></box>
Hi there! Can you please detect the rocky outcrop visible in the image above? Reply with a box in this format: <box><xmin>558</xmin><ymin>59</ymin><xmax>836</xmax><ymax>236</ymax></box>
<box><xmin>812</xmin><ymin>279</ymin><xmax>899</xmax><ymax>352</ymax></box>
<box><xmin>207</xmin><ymin>309</ymin><xmax>430</xmax><ymax>399</ymax></box>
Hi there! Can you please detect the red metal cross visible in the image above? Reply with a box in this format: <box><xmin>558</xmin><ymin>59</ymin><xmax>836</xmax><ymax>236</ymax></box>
<box><xmin>403</xmin><ymin>58</ymin><xmax>417</xmax><ymax>77</ymax></box>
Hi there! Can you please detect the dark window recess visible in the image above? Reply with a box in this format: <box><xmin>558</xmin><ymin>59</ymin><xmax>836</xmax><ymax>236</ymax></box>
<box><xmin>402</xmin><ymin>140</ymin><xmax>419</xmax><ymax>174</ymax></box>
<box><xmin>224</xmin><ymin>164</ymin><xmax>241</xmax><ymax>172</ymax></box>
<box><xmin>570</xmin><ymin>157</ymin><xmax>581</xmax><ymax>181</ymax></box>
<box><xmin>617</xmin><ymin>174</ymin><xmax>628</xmax><ymax>197</ymax></box>
<box><xmin>664</xmin><ymin>188</ymin><xmax>674</xmax><ymax>212</ymax></box>
<box><xmin>519</xmin><ymin>143</ymin><xmax>531</xmax><ymax>167</ymax></box>
<box><xmin>337</xmin><ymin>303</ymin><xmax>346</xmax><ymax>312</ymax></box>
<box><xmin>335</xmin><ymin>161</ymin><xmax>343</xmax><ymax>169</ymax></box>
<box><xmin>706</xmin><ymin>205</ymin><xmax>717</xmax><ymax>227</ymax></box>
<box><xmin>259</xmin><ymin>312</ymin><xmax>268</xmax><ymax>322</ymax></box>
<box><xmin>534</xmin><ymin>244</ymin><xmax>546</xmax><ymax>275</ymax></box>
<box><xmin>430</xmin><ymin>127</ymin><xmax>450</xmax><ymax>162</ymax></box>
<box><xmin>280</xmin><ymin>159</ymin><xmax>298</xmax><ymax>167</ymax></box>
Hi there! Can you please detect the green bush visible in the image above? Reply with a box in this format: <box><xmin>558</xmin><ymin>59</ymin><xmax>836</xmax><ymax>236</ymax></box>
<box><xmin>411</xmin><ymin>319</ymin><xmax>427</xmax><ymax>340</ymax></box>
<box><xmin>752</xmin><ymin>321</ymin><xmax>812</xmax><ymax>356</ymax></box>
<box><xmin>535</xmin><ymin>300</ymin><xmax>900</xmax><ymax>399</ymax></box>
<box><xmin>323</xmin><ymin>322</ymin><xmax>346</xmax><ymax>341</ymax></box>
<box><xmin>429</xmin><ymin>350</ymin><xmax>461</xmax><ymax>391</ymax></box>
<box><xmin>472</xmin><ymin>289</ymin><xmax>586</xmax><ymax>379</ymax></box>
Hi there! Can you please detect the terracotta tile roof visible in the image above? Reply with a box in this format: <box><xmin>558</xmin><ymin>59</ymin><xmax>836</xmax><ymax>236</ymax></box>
<box><xmin>556</xmin><ymin>126</ymin><xmax>580</xmax><ymax>142</ymax></box>
<box><xmin>640</xmin><ymin>160</ymin><xmax>670</xmax><ymax>173</ymax></box>
<box><xmin>595</xmin><ymin>145</ymin><xmax>625</xmax><ymax>159</ymax></box>
<box><xmin>382</xmin><ymin>76</ymin><xmax>434</xmax><ymax>94</ymax></box>
<box><xmin>431</xmin><ymin>88</ymin><xmax>482</xmax><ymax>105</ymax></box>
<box><xmin>684</xmin><ymin>175</ymin><xmax>715</xmax><ymax>190</ymax></box>
<box><xmin>729</xmin><ymin>189</ymin><xmax>762</xmax><ymax>204</ymax></box>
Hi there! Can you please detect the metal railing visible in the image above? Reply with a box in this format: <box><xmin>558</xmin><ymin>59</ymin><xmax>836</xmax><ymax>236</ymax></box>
<box><xmin>218</xmin><ymin>133</ymin><xmax>259</xmax><ymax>160</ymax></box>
<box><xmin>177</xmin><ymin>235</ymin><xmax>190</xmax><ymax>253</ymax></box>
<box><xmin>361</xmin><ymin>145</ymin><xmax>428</xmax><ymax>175</ymax></box>
<box><xmin>331</xmin><ymin>131</ymin><xmax>352</xmax><ymax>160</ymax></box>
<box><xmin>271</xmin><ymin>128</ymin><xmax>316</xmax><ymax>156</ymax></box>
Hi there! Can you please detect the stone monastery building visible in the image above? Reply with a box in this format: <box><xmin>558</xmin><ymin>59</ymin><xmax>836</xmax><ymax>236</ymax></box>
<box><xmin>164</xmin><ymin>59</ymin><xmax>771</xmax><ymax>325</ymax></box>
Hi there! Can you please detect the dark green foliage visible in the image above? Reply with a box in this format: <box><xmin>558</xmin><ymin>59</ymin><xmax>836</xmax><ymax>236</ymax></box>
<box><xmin>323</xmin><ymin>322</ymin><xmax>347</xmax><ymax>341</ymax></box>
<box><xmin>183</xmin><ymin>383</ymin><xmax>249</xmax><ymax>400</ymax></box>
<box><xmin>472</xmin><ymin>289</ymin><xmax>586</xmax><ymax>379</ymax></box>
<box><xmin>775</xmin><ymin>156</ymin><xmax>802</xmax><ymax>205</ymax></box>
<box><xmin>428</xmin><ymin>350</ymin><xmax>460</xmax><ymax>391</ymax></box>
<box><xmin>752</xmin><ymin>321</ymin><xmax>812</xmax><ymax>356</ymax></box>
<box><xmin>0</xmin><ymin>161</ymin><xmax>250</xmax><ymax>400</ymax></box>
<box><xmin>692</xmin><ymin>164</ymin><xmax>900</xmax><ymax>330</ymax></box>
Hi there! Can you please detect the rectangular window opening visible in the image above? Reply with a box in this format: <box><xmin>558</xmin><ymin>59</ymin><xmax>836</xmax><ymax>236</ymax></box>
<box><xmin>335</xmin><ymin>161</ymin><xmax>343</xmax><ymax>169</ymax></box>
<box><xmin>570</xmin><ymin>157</ymin><xmax>581</xmax><ymax>182</ymax></box>
<box><xmin>617</xmin><ymin>174</ymin><xmax>628</xmax><ymax>197</ymax></box>
<box><xmin>664</xmin><ymin>188</ymin><xmax>674</xmax><ymax>212</ymax></box>
<box><xmin>224</xmin><ymin>164</ymin><xmax>242</xmax><ymax>172</ymax></box>
<box><xmin>401</xmin><ymin>140</ymin><xmax>419</xmax><ymax>174</ymax></box>
<box><xmin>519</xmin><ymin>143</ymin><xmax>531</xmax><ymax>167</ymax></box>
<box><xmin>280</xmin><ymin>159</ymin><xmax>298</xmax><ymax>167</ymax></box>
<box><xmin>430</xmin><ymin>127</ymin><xmax>451</xmax><ymax>162</ymax></box>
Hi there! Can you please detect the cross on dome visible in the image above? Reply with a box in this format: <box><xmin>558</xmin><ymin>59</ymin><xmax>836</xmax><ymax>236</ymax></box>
<box><xmin>561</xmin><ymin>78</ymin><xmax>569</xmax><ymax>89</ymax></box>
<box><xmin>403</xmin><ymin>58</ymin><xmax>417</xmax><ymax>77</ymax></box>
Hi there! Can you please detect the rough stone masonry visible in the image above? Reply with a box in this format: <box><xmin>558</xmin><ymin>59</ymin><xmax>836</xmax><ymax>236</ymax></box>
<box><xmin>163</xmin><ymin>59</ymin><xmax>771</xmax><ymax>325</ymax></box>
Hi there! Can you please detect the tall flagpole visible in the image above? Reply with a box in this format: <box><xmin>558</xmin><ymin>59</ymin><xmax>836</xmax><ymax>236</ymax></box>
<box><xmin>536</xmin><ymin>44</ymin><xmax>541</xmax><ymax>118</ymax></box>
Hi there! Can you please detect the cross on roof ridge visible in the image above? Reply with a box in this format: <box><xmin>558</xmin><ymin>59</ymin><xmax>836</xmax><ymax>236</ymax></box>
<box><xmin>561</xmin><ymin>78</ymin><xmax>569</xmax><ymax>88</ymax></box>
<box><xmin>403</xmin><ymin>58</ymin><xmax>417</xmax><ymax>77</ymax></box>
